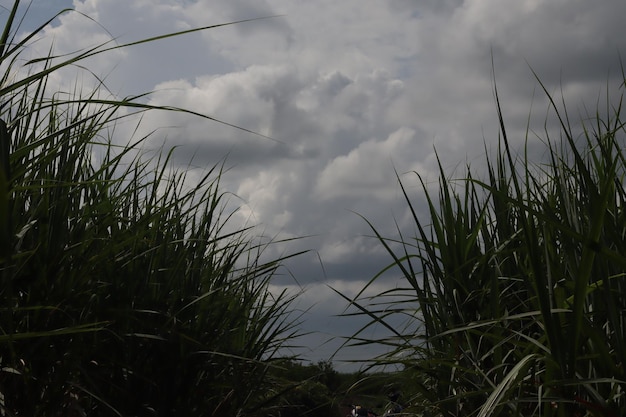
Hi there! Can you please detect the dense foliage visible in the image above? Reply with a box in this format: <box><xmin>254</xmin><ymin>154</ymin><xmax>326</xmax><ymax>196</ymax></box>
<box><xmin>350</xmin><ymin>71</ymin><xmax>626</xmax><ymax>416</ymax></box>
<box><xmin>4</xmin><ymin>2</ymin><xmax>626</xmax><ymax>417</ymax></box>
<box><xmin>262</xmin><ymin>360</ymin><xmax>406</xmax><ymax>417</ymax></box>
<box><xmin>0</xmin><ymin>2</ymin><xmax>302</xmax><ymax>416</ymax></box>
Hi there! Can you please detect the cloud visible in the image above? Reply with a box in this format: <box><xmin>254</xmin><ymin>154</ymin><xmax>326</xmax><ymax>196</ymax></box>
<box><xmin>19</xmin><ymin>0</ymin><xmax>626</xmax><ymax>368</ymax></box>
<box><xmin>315</xmin><ymin>127</ymin><xmax>422</xmax><ymax>201</ymax></box>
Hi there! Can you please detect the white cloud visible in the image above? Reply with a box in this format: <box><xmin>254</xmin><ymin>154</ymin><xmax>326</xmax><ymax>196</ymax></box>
<box><xmin>315</xmin><ymin>127</ymin><xmax>421</xmax><ymax>201</ymax></box>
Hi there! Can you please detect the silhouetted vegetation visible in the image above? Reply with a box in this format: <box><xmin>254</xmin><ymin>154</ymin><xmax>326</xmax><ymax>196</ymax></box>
<box><xmin>0</xmin><ymin>2</ymin><xmax>302</xmax><ymax>416</ymax></box>
<box><xmin>3</xmin><ymin>2</ymin><xmax>626</xmax><ymax>416</ymax></box>
<box><xmin>348</xmin><ymin>67</ymin><xmax>626</xmax><ymax>416</ymax></box>
<box><xmin>261</xmin><ymin>360</ymin><xmax>408</xmax><ymax>417</ymax></box>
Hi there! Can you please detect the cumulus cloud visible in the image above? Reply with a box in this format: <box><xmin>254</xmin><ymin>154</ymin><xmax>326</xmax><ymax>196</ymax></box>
<box><xmin>17</xmin><ymin>0</ymin><xmax>626</xmax><ymax>368</ymax></box>
<box><xmin>315</xmin><ymin>127</ymin><xmax>422</xmax><ymax>201</ymax></box>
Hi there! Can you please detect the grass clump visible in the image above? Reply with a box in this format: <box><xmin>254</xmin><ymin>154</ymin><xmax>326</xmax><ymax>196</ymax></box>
<box><xmin>347</xmin><ymin>69</ymin><xmax>626</xmax><ymax>416</ymax></box>
<box><xmin>0</xmin><ymin>2</ymin><xmax>302</xmax><ymax>416</ymax></box>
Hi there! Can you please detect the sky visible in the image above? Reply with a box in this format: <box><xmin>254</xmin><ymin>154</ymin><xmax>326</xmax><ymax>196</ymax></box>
<box><xmin>5</xmin><ymin>0</ymin><xmax>626</xmax><ymax>371</ymax></box>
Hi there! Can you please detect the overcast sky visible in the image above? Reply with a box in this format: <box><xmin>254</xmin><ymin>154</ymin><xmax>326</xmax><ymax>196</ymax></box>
<box><xmin>7</xmin><ymin>0</ymin><xmax>626</xmax><ymax>371</ymax></box>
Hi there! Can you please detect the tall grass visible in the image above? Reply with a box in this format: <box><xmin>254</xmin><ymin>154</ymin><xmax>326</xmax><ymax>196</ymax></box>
<box><xmin>0</xmin><ymin>2</ymin><xmax>302</xmax><ymax>415</ymax></box>
<box><xmin>348</xmin><ymin>69</ymin><xmax>626</xmax><ymax>416</ymax></box>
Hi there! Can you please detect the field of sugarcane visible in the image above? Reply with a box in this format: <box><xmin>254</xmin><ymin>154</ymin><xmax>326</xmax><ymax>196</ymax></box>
<box><xmin>2</xmin><ymin>1</ymin><xmax>626</xmax><ymax>416</ymax></box>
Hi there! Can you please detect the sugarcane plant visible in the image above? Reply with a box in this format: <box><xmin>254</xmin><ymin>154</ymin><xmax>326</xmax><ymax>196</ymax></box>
<box><xmin>344</xmin><ymin>68</ymin><xmax>626</xmax><ymax>416</ymax></box>
<box><xmin>0</xmin><ymin>1</ymin><xmax>303</xmax><ymax>416</ymax></box>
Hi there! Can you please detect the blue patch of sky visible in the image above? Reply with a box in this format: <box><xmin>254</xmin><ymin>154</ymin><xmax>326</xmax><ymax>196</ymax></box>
<box><xmin>1</xmin><ymin>0</ymin><xmax>74</xmax><ymax>34</ymax></box>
